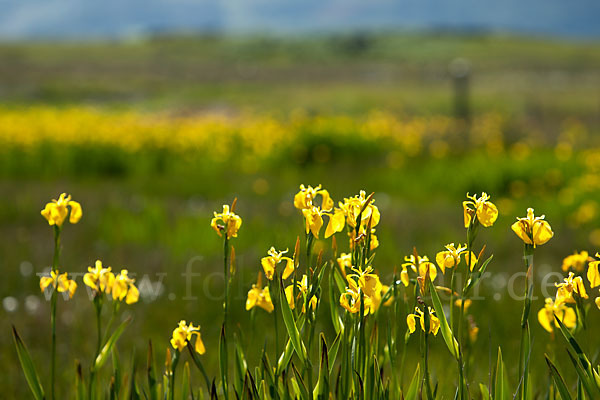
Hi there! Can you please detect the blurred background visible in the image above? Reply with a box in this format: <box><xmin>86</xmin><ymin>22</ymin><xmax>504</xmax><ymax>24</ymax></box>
<box><xmin>1</xmin><ymin>0</ymin><xmax>600</xmax><ymax>396</ymax></box>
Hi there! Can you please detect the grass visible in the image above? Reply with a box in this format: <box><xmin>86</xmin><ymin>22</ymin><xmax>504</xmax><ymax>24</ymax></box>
<box><xmin>1</xmin><ymin>32</ymin><xmax>600</xmax><ymax>397</ymax></box>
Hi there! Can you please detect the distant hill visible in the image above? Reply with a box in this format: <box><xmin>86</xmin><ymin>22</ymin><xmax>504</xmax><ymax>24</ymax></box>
<box><xmin>0</xmin><ymin>0</ymin><xmax>599</xmax><ymax>40</ymax></box>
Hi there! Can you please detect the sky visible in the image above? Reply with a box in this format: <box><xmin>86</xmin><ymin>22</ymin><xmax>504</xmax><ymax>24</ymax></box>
<box><xmin>0</xmin><ymin>0</ymin><xmax>599</xmax><ymax>39</ymax></box>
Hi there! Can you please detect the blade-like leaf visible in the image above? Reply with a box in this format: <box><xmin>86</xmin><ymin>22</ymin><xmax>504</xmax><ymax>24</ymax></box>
<box><xmin>404</xmin><ymin>363</ymin><xmax>420</xmax><ymax>400</ymax></box>
<box><xmin>12</xmin><ymin>326</ymin><xmax>45</xmax><ymax>400</ymax></box>
<box><xmin>427</xmin><ymin>279</ymin><xmax>459</xmax><ymax>359</ymax></box>
<box><xmin>93</xmin><ymin>317</ymin><xmax>132</xmax><ymax>371</ymax></box>
<box><xmin>147</xmin><ymin>340</ymin><xmax>158</xmax><ymax>400</ymax></box>
<box><xmin>279</xmin><ymin>277</ymin><xmax>308</xmax><ymax>364</ymax></box>
<box><xmin>494</xmin><ymin>347</ymin><xmax>510</xmax><ymax>400</ymax></box>
<box><xmin>545</xmin><ymin>355</ymin><xmax>572</xmax><ymax>400</ymax></box>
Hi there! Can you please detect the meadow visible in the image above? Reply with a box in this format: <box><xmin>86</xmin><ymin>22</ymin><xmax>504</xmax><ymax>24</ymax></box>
<box><xmin>2</xmin><ymin>33</ymin><xmax>600</xmax><ymax>398</ymax></box>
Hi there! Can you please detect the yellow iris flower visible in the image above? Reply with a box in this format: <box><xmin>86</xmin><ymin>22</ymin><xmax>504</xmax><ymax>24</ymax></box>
<box><xmin>401</xmin><ymin>254</ymin><xmax>437</xmax><ymax>292</ymax></box>
<box><xmin>261</xmin><ymin>247</ymin><xmax>294</xmax><ymax>280</ymax></box>
<box><xmin>348</xmin><ymin>226</ymin><xmax>379</xmax><ymax>251</ymax></box>
<box><xmin>325</xmin><ymin>190</ymin><xmax>380</xmax><ymax>238</ymax></box>
<box><xmin>40</xmin><ymin>193</ymin><xmax>82</xmax><ymax>227</ymax></box>
<box><xmin>39</xmin><ymin>270</ymin><xmax>77</xmax><ymax>298</ymax></box>
<box><xmin>511</xmin><ymin>208</ymin><xmax>553</xmax><ymax>247</ymax></box>
<box><xmin>555</xmin><ymin>272</ymin><xmax>588</xmax><ymax>305</ymax></box>
<box><xmin>301</xmin><ymin>206</ymin><xmax>327</xmax><ymax>238</ymax></box>
<box><xmin>284</xmin><ymin>275</ymin><xmax>317</xmax><ymax>313</ymax></box>
<box><xmin>562</xmin><ymin>251</ymin><xmax>590</xmax><ymax>272</ymax></box>
<box><xmin>83</xmin><ymin>260</ymin><xmax>115</xmax><ymax>294</ymax></box>
<box><xmin>211</xmin><ymin>204</ymin><xmax>242</xmax><ymax>239</ymax></box>
<box><xmin>462</xmin><ymin>192</ymin><xmax>498</xmax><ymax>228</ymax></box>
<box><xmin>111</xmin><ymin>269</ymin><xmax>139</xmax><ymax>304</ymax></box>
<box><xmin>435</xmin><ymin>243</ymin><xmax>478</xmax><ymax>273</ymax></box>
<box><xmin>246</xmin><ymin>273</ymin><xmax>274</xmax><ymax>313</ymax></box>
<box><xmin>293</xmin><ymin>184</ymin><xmax>333</xmax><ymax>211</ymax></box>
<box><xmin>537</xmin><ymin>297</ymin><xmax>576</xmax><ymax>333</ymax></box>
<box><xmin>339</xmin><ymin>279</ymin><xmax>373</xmax><ymax>315</ymax></box>
<box><xmin>407</xmin><ymin>307</ymin><xmax>440</xmax><ymax>336</ymax></box>
<box><xmin>170</xmin><ymin>320</ymin><xmax>206</xmax><ymax>355</ymax></box>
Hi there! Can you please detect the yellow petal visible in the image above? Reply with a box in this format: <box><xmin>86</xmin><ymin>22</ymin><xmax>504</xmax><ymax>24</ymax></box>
<box><xmin>281</xmin><ymin>257</ymin><xmax>295</xmax><ymax>280</ymax></box>
<box><xmin>125</xmin><ymin>285</ymin><xmax>139</xmax><ymax>304</ymax></box>
<box><xmin>406</xmin><ymin>314</ymin><xmax>416</xmax><ymax>334</ymax></box>
<box><xmin>588</xmin><ymin>262</ymin><xmax>600</xmax><ymax>288</ymax></box>
<box><xmin>40</xmin><ymin>276</ymin><xmax>54</xmax><ymax>292</ymax></box>
<box><xmin>477</xmin><ymin>201</ymin><xmax>498</xmax><ymax>227</ymax></box>
<box><xmin>561</xmin><ymin>307</ymin><xmax>577</xmax><ymax>329</ymax></box>
<box><xmin>261</xmin><ymin>257</ymin><xmax>276</xmax><ymax>280</ymax></box>
<box><xmin>284</xmin><ymin>285</ymin><xmax>295</xmax><ymax>310</ymax></box>
<box><xmin>68</xmin><ymin>201</ymin><xmax>82</xmax><ymax>224</ymax></box>
<box><xmin>537</xmin><ymin>308</ymin><xmax>553</xmax><ymax>332</ymax></box>
<box><xmin>596</xmin><ymin>297</ymin><xmax>600</xmax><ymax>310</ymax></box>
<box><xmin>429</xmin><ymin>314</ymin><xmax>441</xmax><ymax>335</ymax></box>
<box><xmin>532</xmin><ymin>220</ymin><xmax>553</xmax><ymax>246</ymax></box>
<box><xmin>463</xmin><ymin>202</ymin><xmax>472</xmax><ymax>228</ymax></box>
<box><xmin>194</xmin><ymin>334</ymin><xmax>206</xmax><ymax>355</ymax></box>
<box><xmin>83</xmin><ymin>272</ymin><xmax>98</xmax><ymax>291</ymax></box>
<box><xmin>511</xmin><ymin>221</ymin><xmax>533</xmax><ymax>245</ymax></box>
<box><xmin>400</xmin><ymin>268</ymin><xmax>409</xmax><ymax>287</ymax></box>
<box><xmin>318</xmin><ymin>189</ymin><xmax>334</xmax><ymax>211</ymax></box>
<box><xmin>574</xmin><ymin>277</ymin><xmax>588</xmax><ymax>299</ymax></box>
<box><xmin>325</xmin><ymin>209</ymin><xmax>345</xmax><ymax>238</ymax></box>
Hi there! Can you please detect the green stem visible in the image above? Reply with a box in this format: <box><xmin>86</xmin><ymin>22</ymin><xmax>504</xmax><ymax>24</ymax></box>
<box><xmin>222</xmin><ymin>235</ymin><xmax>230</xmax><ymax>400</ymax></box>
<box><xmin>50</xmin><ymin>225</ymin><xmax>60</xmax><ymax>400</ymax></box>
<box><xmin>170</xmin><ymin>351</ymin><xmax>180</xmax><ymax>400</ymax></box>
<box><xmin>422</xmin><ymin>324</ymin><xmax>433</xmax><ymax>399</ymax></box>
<box><xmin>518</xmin><ymin>244</ymin><xmax>534</xmax><ymax>400</ymax></box>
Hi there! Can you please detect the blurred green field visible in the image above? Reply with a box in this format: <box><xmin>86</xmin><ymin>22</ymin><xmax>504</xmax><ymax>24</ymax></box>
<box><xmin>2</xmin><ymin>33</ymin><xmax>600</xmax><ymax>397</ymax></box>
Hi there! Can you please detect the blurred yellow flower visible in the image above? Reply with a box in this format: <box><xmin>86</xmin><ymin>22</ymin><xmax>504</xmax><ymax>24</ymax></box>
<box><xmin>293</xmin><ymin>184</ymin><xmax>333</xmax><ymax>210</ymax></box>
<box><xmin>284</xmin><ymin>275</ymin><xmax>317</xmax><ymax>313</ymax></box>
<box><xmin>463</xmin><ymin>192</ymin><xmax>498</xmax><ymax>228</ymax></box>
<box><xmin>454</xmin><ymin>298</ymin><xmax>472</xmax><ymax>311</ymax></box>
<box><xmin>39</xmin><ymin>270</ymin><xmax>77</xmax><ymax>298</ymax></box>
<box><xmin>511</xmin><ymin>208</ymin><xmax>553</xmax><ymax>247</ymax></box>
<box><xmin>537</xmin><ymin>298</ymin><xmax>576</xmax><ymax>333</ymax></box>
<box><xmin>170</xmin><ymin>320</ymin><xmax>205</xmax><ymax>355</ymax></box>
<box><xmin>41</xmin><ymin>193</ymin><xmax>82</xmax><ymax>227</ymax></box>
<box><xmin>261</xmin><ymin>247</ymin><xmax>294</xmax><ymax>280</ymax></box>
<box><xmin>555</xmin><ymin>272</ymin><xmax>588</xmax><ymax>305</ymax></box>
<box><xmin>211</xmin><ymin>204</ymin><xmax>242</xmax><ymax>239</ymax></box>
<box><xmin>562</xmin><ymin>251</ymin><xmax>590</xmax><ymax>272</ymax></box>
<box><xmin>246</xmin><ymin>273</ymin><xmax>274</xmax><ymax>313</ymax></box>
<box><xmin>111</xmin><ymin>269</ymin><xmax>139</xmax><ymax>304</ymax></box>
<box><xmin>407</xmin><ymin>307</ymin><xmax>440</xmax><ymax>336</ymax></box>
<box><xmin>83</xmin><ymin>260</ymin><xmax>115</xmax><ymax>294</ymax></box>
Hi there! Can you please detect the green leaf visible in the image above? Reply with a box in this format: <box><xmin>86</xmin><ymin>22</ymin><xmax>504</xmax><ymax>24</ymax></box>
<box><xmin>545</xmin><ymin>355</ymin><xmax>572</xmax><ymax>400</ymax></box>
<box><xmin>327</xmin><ymin>332</ymin><xmax>342</xmax><ymax>376</ymax></box>
<box><xmin>291</xmin><ymin>364</ymin><xmax>309</xmax><ymax>400</ymax></box>
<box><xmin>313</xmin><ymin>334</ymin><xmax>329</xmax><ymax>400</ymax></box>
<box><xmin>328</xmin><ymin>264</ymin><xmax>343</xmax><ymax>334</ymax></box>
<box><xmin>464</xmin><ymin>254</ymin><xmax>493</xmax><ymax>294</ymax></box>
<box><xmin>181</xmin><ymin>362</ymin><xmax>191</xmax><ymax>400</ymax></box>
<box><xmin>75</xmin><ymin>361</ymin><xmax>85</xmax><ymax>400</ymax></box>
<box><xmin>427</xmin><ymin>279</ymin><xmax>459</xmax><ymax>359</ymax></box>
<box><xmin>219</xmin><ymin>323</ymin><xmax>230</xmax><ymax>400</ymax></box>
<box><xmin>112</xmin><ymin>347</ymin><xmax>122</xmax><ymax>396</ymax></box>
<box><xmin>147</xmin><ymin>340</ymin><xmax>158</xmax><ymax>400</ymax></box>
<box><xmin>404</xmin><ymin>363</ymin><xmax>420</xmax><ymax>400</ymax></box>
<box><xmin>12</xmin><ymin>326</ymin><xmax>45</xmax><ymax>400</ymax></box>
<box><xmin>494</xmin><ymin>347</ymin><xmax>510</xmax><ymax>400</ymax></box>
<box><xmin>479</xmin><ymin>383</ymin><xmax>490</xmax><ymax>400</ymax></box>
<box><xmin>187</xmin><ymin>342</ymin><xmax>211</xmax><ymax>392</ymax></box>
<box><xmin>234</xmin><ymin>333</ymin><xmax>249</xmax><ymax>395</ymax></box>
<box><xmin>278</xmin><ymin>277</ymin><xmax>308</xmax><ymax>364</ymax></box>
<box><xmin>93</xmin><ymin>317</ymin><xmax>132</xmax><ymax>371</ymax></box>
